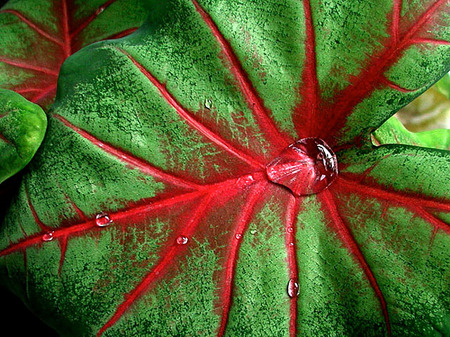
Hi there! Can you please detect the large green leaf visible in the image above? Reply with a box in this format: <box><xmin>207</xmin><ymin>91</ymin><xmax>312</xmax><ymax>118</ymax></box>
<box><xmin>0</xmin><ymin>0</ymin><xmax>449</xmax><ymax>336</ymax></box>
<box><xmin>0</xmin><ymin>0</ymin><xmax>150</xmax><ymax>110</ymax></box>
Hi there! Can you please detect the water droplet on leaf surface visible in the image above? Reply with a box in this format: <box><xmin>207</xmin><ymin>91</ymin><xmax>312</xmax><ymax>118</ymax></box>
<box><xmin>176</xmin><ymin>236</ymin><xmax>189</xmax><ymax>245</ymax></box>
<box><xmin>266</xmin><ymin>137</ymin><xmax>338</xmax><ymax>196</ymax></box>
<box><xmin>235</xmin><ymin>233</ymin><xmax>242</xmax><ymax>240</ymax></box>
<box><xmin>42</xmin><ymin>231</ymin><xmax>54</xmax><ymax>242</ymax></box>
<box><xmin>204</xmin><ymin>99</ymin><xmax>212</xmax><ymax>110</ymax></box>
<box><xmin>287</xmin><ymin>278</ymin><xmax>300</xmax><ymax>298</ymax></box>
<box><xmin>95</xmin><ymin>212</ymin><xmax>113</xmax><ymax>227</ymax></box>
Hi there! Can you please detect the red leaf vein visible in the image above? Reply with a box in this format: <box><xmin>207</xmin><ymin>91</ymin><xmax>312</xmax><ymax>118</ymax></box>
<box><xmin>192</xmin><ymin>0</ymin><xmax>291</xmax><ymax>152</ymax></box>
<box><xmin>116</xmin><ymin>48</ymin><xmax>265</xmax><ymax>170</ymax></box>
<box><xmin>320</xmin><ymin>189</ymin><xmax>391</xmax><ymax>335</ymax></box>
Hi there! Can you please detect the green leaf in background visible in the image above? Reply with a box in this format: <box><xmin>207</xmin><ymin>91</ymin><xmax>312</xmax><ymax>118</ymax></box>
<box><xmin>396</xmin><ymin>72</ymin><xmax>450</xmax><ymax>132</ymax></box>
<box><xmin>0</xmin><ymin>0</ymin><xmax>150</xmax><ymax>110</ymax></box>
<box><xmin>0</xmin><ymin>88</ymin><xmax>46</xmax><ymax>184</ymax></box>
<box><xmin>0</xmin><ymin>1</ymin><xmax>449</xmax><ymax>336</ymax></box>
<box><xmin>373</xmin><ymin>115</ymin><xmax>450</xmax><ymax>150</ymax></box>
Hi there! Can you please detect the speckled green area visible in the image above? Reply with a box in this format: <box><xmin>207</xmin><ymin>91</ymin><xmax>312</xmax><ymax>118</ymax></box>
<box><xmin>296</xmin><ymin>196</ymin><xmax>386</xmax><ymax>337</ymax></box>
<box><xmin>313</xmin><ymin>0</ymin><xmax>391</xmax><ymax>99</ymax></box>
<box><xmin>226</xmin><ymin>199</ymin><xmax>290</xmax><ymax>337</ymax></box>
<box><xmin>0</xmin><ymin>1</ymin><xmax>449</xmax><ymax>336</ymax></box>
<box><xmin>0</xmin><ymin>89</ymin><xmax>46</xmax><ymax>183</ymax></box>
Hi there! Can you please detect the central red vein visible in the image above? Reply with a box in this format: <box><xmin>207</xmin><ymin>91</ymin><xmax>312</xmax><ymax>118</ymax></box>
<box><xmin>321</xmin><ymin>0</ymin><xmax>447</xmax><ymax>138</ymax></box>
<box><xmin>218</xmin><ymin>182</ymin><xmax>267</xmax><ymax>337</ymax></box>
<box><xmin>285</xmin><ymin>194</ymin><xmax>300</xmax><ymax>337</ymax></box>
<box><xmin>54</xmin><ymin>114</ymin><xmax>201</xmax><ymax>190</ymax></box>
<box><xmin>117</xmin><ymin>48</ymin><xmax>265</xmax><ymax>170</ymax></box>
<box><xmin>320</xmin><ymin>189</ymin><xmax>391</xmax><ymax>336</ymax></box>
<box><xmin>191</xmin><ymin>0</ymin><xmax>291</xmax><ymax>152</ymax></box>
<box><xmin>294</xmin><ymin>0</ymin><xmax>320</xmax><ymax>137</ymax></box>
<box><xmin>61</xmin><ymin>0</ymin><xmax>72</xmax><ymax>58</ymax></box>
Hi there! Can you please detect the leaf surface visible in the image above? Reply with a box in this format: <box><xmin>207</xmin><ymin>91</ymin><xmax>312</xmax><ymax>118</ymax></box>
<box><xmin>0</xmin><ymin>89</ymin><xmax>46</xmax><ymax>183</ymax></box>
<box><xmin>0</xmin><ymin>0</ymin><xmax>150</xmax><ymax>109</ymax></box>
<box><xmin>0</xmin><ymin>1</ymin><xmax>449</xmax><ymax>336</ymax></box>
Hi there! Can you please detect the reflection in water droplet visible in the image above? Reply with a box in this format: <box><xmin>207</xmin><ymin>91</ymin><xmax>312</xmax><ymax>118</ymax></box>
<box><xmin>95</xmin><ymin>212</ymin><xmax>113</xmax><ymax>227</ymax></box>
<box><xmin>287</xmin><ymin>278</ymin><xmax>300</xmax><ymax>298</ymax></box>
<box><xmin>205</xmin><ymin>99</ymin><xmax>212</xmax><ymax>110</ymax></box>
<box><xmin>42</xmin><ymin>231</ymin><xmax>54</xmax><ymax>242</ymax></box>
<box><xmin>176</xmin><ymin>236</ymin><xmax>189</xmax><ymax>245</ymax></box>
<box><xmin>287</xmin><ymin>226</ymin><xmax>294</xmax><ymax>233</ymax></box>
<box><xmin>250</xmin><ymin>230</ymin><xmax>257</xmax><ymax>235</ymax></box>
<box><xmin>266</xmin><ymin>137</ymin><xmax>338</xmax><ymax>196</ymax></box>
<box><xmin>235</xmin><ymin>233</ymin><xmax>242</xmax><ymax>240</ymax></box>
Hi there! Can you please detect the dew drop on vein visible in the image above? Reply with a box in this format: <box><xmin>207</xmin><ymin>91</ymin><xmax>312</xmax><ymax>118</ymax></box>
<box><xmin>42</xmin><ymin>231</ymin><xmax>54</xmax><ymax>242</ymax></box>
<box><xmin>95</xmin><ymin>212</ymin><xmax>113</xmax><ymax>227</ymax></box>
<box><xmin>176</xmin><ymin>236</ymin><xmax>189</xmax><ymax>245</ymax></box>
<box><xmin>235</xmin><ymin>233</ymin><xmax>242</xmax><ymax>240</ymax></box>
<box><xmin>287</xmin><ymin>278</ymin><xmax>300</xmax><ymax>298</ymax></box>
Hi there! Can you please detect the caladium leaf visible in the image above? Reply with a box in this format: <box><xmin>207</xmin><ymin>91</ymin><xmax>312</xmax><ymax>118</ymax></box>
<box><xmin>0</xmin><ymin>0</ymin><xmax>449</xmax><ymax>336</ymax></box>
<box><xmin>0</xmin><ymin>0</ymin><xmax>150</xmax><ymax>110</ymax></box>
<box><xmin>373</xmin><ymin>115</ymin><xmax>450</xmax><ymax>150</ymax></box>
<box><xmin>0</xmin><ymin>89</ymin><xmax>46</xmax><ymax>184</ymax></box>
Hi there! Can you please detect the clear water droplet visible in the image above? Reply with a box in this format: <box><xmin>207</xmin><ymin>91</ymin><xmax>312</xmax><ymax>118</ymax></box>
<box><xmin>235</xmin><ymin>233</ymin><xmax>242</xmax><ymax>240</ymax></box>
<box><xmin>266</xmin><ymin>137</ymin><xmax>338</xmax><ymax>196</ymax></box>
<box><xmin>287</xmin><ymin>278</ymin><xmax>300</xmax><ymax>298</ymax></box>
<box><xmin>237</xmin><ymin>174</ymin><xmax>255</xmax><ymax>186</ymax></box>
<box><xmin>95</xmin><ymin>212</ymin><xmax>113</xmax><ymax>227</ymax></box>
<box><xmin>250</xmin><ymin>229</ymin><xmax>257</xmax><ymax>235</ymax></box>
<box><xmin>42</xmin><ymin>231</ymin><xmax>54</xmax><ymax>242</ymax></box>
<box><xmin>204</xmin><ymin>99</ymin><xmax>212</xmax><ymax>110</ymax></box>
<box><xmin>176</xmin><ymin>236</ymin><xmax>189</xmax><ymax>245</ymax></box>
<box><xmin>287</xmin><ymin>226</ymin><xmax>294</xmax><ymax>233</ymax></box>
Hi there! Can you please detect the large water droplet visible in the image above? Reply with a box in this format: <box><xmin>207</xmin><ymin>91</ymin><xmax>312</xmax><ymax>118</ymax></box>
<box><xmin>287</xmin><ymin>278</ymin><xmax>300</xmax><ymax>298</ymax></box>
<box><xmin>42</xmin><ymin>231</ymin><xmax>54</xmax><ymax>242</ymax></box>
<box><xmin>266</xmin><ymin>137</ymin><xmax>338</xmax><ymax>196</ymax></box>
<box><xmin>95</xmin><ymin>212</ymin><xmax>113</xmax><ymax>227</ymax></box>
<box><xmin>176</xmin><ymin>236</ymin><xmax>189</xmax><ymax>245</ymax></box>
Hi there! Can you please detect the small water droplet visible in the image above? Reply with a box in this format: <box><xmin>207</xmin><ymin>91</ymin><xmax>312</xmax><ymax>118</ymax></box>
<box><xmin>287</xmin><ymin>278</ymin><xmax>300</xmax><ymax>298</ymax></box>
<box><xmin>204</xmin><ymin>99</ymin><xmax>212</xmax><ymax>110</ymax></box>
<box><xmin>176</xmin><ymin>236</ymin><xmax>189</xmax><ymax>245</ymax></box>
<box><xmin>42</xmin><ymin>231</ymin><xmax>54</xmax><ymax>242</ymax></box>
<box><xmin>287</xmin><ymin>226</ymin><xmax>294</xmax><ymax>233</ymax></box>
<box><xmin>289</xmin><ymin>242</ymin><xmax>295</xmax><ymax>246</ymax></box>
<box><xmin>237</xmin><ymin>174</ymin><xmax>255</xmax><ymax>186</ymax></box>
<box><xmin>235</xmin><ymin>233</ymin><xmax>242</xmax><ymax>240</ymax></box>
<box><xmin>96</xmin><ymin>7</ymin><xmax>105</xmax><ymax>15</ymax></box>
<box><xmin>95</xmin><ymin>212</ymin><xmax>113</xmax><ymax>227</ymax></box>
<box><xmin>250</xmin><ymin>229</ymin><xmax>257</xmax><ymax>235</ymax></box>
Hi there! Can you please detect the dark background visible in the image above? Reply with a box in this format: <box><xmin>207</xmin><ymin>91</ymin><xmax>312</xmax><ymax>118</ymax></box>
<box><xmin>0</xmin><ymin>0</ymin><xmax>58</xmax><ymax>335</ymax></box>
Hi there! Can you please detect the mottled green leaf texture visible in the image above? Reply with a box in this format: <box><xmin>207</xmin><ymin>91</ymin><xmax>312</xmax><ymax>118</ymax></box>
<box><xmin>0</xmin><ymin>89</ymin><xmax>46</xmax><ymax>183</ymax></box>
<box><xmin>0</xmin><ymin>1</ymin><xmax>449</xmax><ymax>336</ymax></box>
<box><xmin>0</xmin><ymin>0</ymin><xmax>150</xmax><ymax>109</ymax></box>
